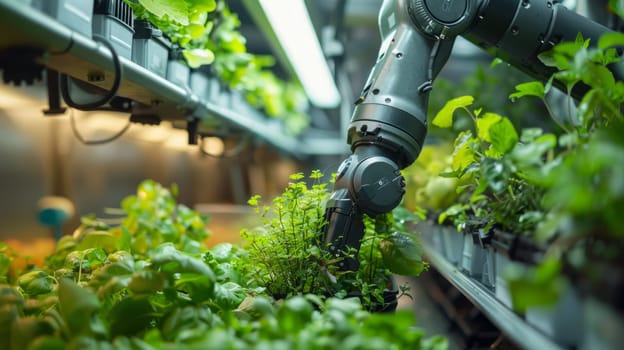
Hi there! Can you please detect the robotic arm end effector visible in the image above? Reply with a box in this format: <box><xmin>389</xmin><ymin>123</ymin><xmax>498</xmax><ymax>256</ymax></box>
<box><xmin>323</xmin><ymin>145</ymin><xmax>407</xmax><ymax>272</ymax></box>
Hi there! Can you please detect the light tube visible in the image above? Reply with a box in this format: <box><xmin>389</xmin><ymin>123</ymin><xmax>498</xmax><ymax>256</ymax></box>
<box><xmin>258</xmin><ymin>0</ymin><xmax>341</xmax><ymax>108</ymax></box>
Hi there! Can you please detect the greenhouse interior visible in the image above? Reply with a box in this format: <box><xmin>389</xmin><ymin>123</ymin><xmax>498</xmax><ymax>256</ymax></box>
<box><xmin>1</xmin><ymin>0</ymin><xmax>623</xmax><ymax>349</ymax></box>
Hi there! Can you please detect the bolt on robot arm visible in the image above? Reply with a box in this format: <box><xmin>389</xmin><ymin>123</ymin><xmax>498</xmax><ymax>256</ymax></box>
<box><xmin>324</xmin><ymin>0</ymin><xmax>620</xmax><ymax>271</ymax></box>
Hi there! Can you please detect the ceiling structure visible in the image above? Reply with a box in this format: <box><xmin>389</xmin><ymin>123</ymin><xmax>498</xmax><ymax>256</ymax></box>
<box><xmin>227</xmin><ymin>0</ymin><xmax>490</xmax><ymax>134</ymax></box>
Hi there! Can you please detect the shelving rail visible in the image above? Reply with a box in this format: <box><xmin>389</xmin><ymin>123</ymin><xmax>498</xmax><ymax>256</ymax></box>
<box><xmin>422</xmin><ymin>241</ymin><xmax>565</xmax><ymax>350</ymax></box>
<box><xmin>0</xmin><ymin>0</ymin><xmax>348</xmax><ymax>157</ymax></box>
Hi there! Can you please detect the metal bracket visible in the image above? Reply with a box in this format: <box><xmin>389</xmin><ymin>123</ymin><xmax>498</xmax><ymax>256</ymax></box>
<box><xmin>43</xmin><ymin>69</ymin><xmax>67</xmax><ymax>115</ymax></box>
<box><xmin>187</xmin><ymin>118</ymin><xmax>199</xmax><ymax>145</ymax></box>
<box><xmin>0</xmin><ymin>47</ymin><xmax>44</xmax><ymax>86</ymax></box>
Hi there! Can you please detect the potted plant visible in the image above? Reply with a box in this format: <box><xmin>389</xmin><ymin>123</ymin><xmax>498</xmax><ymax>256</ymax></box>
<box><xmin>428</xmin><ymin>92</ymin><xmax>556</xmax><ymax>305</ymax></box>
<box><xmin>166</xmin><ymin>45</ymin><xmax>190</xmax><ymax>88</ymax></box>
<box><xmin>131</xmin><ymin>19</ymin><xmax>171</xmax><ymax>78</ymax></box>
<box><xmin>93</xmin><ymin>0</ymin><xmax>135</xmax><ymax>60</ymax></box>
<box><xmin>241</xmin><ymin>170</ymin><xmax>427</xmax><ymax>312</ymax></box>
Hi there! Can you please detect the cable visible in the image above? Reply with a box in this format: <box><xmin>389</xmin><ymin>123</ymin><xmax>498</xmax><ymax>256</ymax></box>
<box><xmin>417</xmin><ymin>38</ymin><xmax>441</xmax><ymax>94</ymax></box>
<box><xmin>199</xmin><ymin>133</ymin><xmax>251</xmax><ymax>158</ymax></box>
<box><xmin>68</xmin><ymin>108</ymin><xmax>132</xmax><ymax>145</ymax></box>
<box><xmin>60</xmin><ymin>34</ymin><xmax>122</xmax><ymax>110</ymax></box>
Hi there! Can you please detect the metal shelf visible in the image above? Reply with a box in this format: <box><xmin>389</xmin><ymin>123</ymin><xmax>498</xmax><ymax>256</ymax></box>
<box><xmin>422</xmin><ymin>241</ymin><xmax>565</xmax><ymax>350</ymax></box>
<box><xmin>0</xmin><ymin>0</ymin><xmax>349</xmax><ymax>157</ymax></box>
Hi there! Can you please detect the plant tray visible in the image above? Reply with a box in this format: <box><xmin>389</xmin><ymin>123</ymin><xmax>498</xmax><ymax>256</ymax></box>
<box><xmin>190</xmin><ymin>70</ymin><xmax>222</xmax><ymax>103</ymax></box>
<box><xmin>132</xmin><ymin>20</ymin><xmax>170</xmax><ymax>78</ymax></box>
<box><xmin>494</xmin><ymin>251</ymin><xmax>513</xmax><ymax>308</ymax></box>
<box><xmin>93</xmin><ymin>0</ymin><xmax>134</xmax><ymax>60</ymax></box>
<box><xmin>480</xmin><ymin>245</ymin><xmax>496</xmax><ymax>289</ymax></box>
<box><xmin>31</xmin><ymin>0</ymin><xmax>94</xmax><ymax>38</ymax></box>
<box><xmin>167</xmin><ymin>46</ymin><xmax>190</xmax><ymax>87</ymax></box>
<box><xmin>440</xmin><ymin>225</ymin><xmax>463</xmax><ymax>265</ymax></box>
<box><xmin>460</xmin><ymin>232</ymin><xmax>485</xmax><ymax>278</ymax></box>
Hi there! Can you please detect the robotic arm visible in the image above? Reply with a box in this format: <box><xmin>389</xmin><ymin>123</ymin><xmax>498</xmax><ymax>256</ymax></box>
<box><xmin>324</xmin><ymin>0</ymin><xmax>619</xmax><ymax>271</ymax></box>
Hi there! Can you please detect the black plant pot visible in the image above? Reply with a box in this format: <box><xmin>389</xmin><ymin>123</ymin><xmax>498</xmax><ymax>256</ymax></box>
<box><xmin>346</xmin><ymin>275</ymin><xmax>399</xmax><ymax>313</ymax></box>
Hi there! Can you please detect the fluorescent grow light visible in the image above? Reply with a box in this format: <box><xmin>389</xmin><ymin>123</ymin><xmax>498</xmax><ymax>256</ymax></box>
<box><xmin>258</xmin><ymin>0</ymin><xmax>341</xmax><ymax>108</ymax></box>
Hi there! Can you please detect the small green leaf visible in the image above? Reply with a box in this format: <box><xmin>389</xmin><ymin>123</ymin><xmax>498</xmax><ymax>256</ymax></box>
<box><xmin>476</xmin><ymin>112</ymin><xmax>502</xmax><ymax>142</ymax></box>
<box><xmin>213</xmin><ymin>282</ymin><xmax>245</xmax><ymax>310</ymax></box>
<box><xmin>438</xmin><ymin>204</ymin><xmax>468</xmax><ymax>225</ymax></box>
<box><xmin>489</xmin><ymin>118</ymin><xmax>518</xmax><ymax>155</ymax></box>
<box><xmin>189</xmin><ymin>0</ymin><xmax>217</xmax><ymax>13</ymax></box>
<box><xmin>451</xmin><ymin>131</ymin><xmax>477</xmax><ymax>171</ymax></box>
<box><xmin>480</xmin><ymin>158</ymin><xmax>509</xmax><ymax>193</ymax></box>
<box><xmin>128</xmin><ymin>270</ymin><xmax>165</xmax><ymax>294</ymax></box>
<box><xmin>512</xmin><ymin>133</ymin><xmax>556</xmax><ymax>165</ymax></box>
<box><xmin>150</xmin><ymin>243</ymin><xmax>215</xmax><ymax>278</ymax></box>
<box><xmin>609</xmin><ymin>0</ymin><xmax>624</xmax><ymax>18</ymax></box>
<box><xmin>116</xmin><ymin>226</ymin><xmax>132</xmax><ymax>252</ymax></box>
<box><xmin>77</xmin><ymin>231</ymin><xmax>117</xmax><ymax>253</ymax></box>
<box><xmin>509</xmin><ymin>81</ymin><xmax>545</xmax><ymax>101</ymax></box>
<box><xmin>108</xmin><ymin>297</ymin><xmax>155</xmax><ymax>337</ymax></box>
<box><xmin>598</xmin><ymin>32</ymin><xmax>624</xmax><ymax>50</ymax></box>
<box><xmin>175</xmin><ymin>273</ymin><xmax>215</xmax><ymax>302</ymax></box>
<box><xmin>553</xmin><ymin>70</ymin><xmax>580</xmax><ymax>90</ymax></box>
<box><xmin>538</xmin><ymin>50</ymin><xmax>558</xmax><ymax>68</ymax></box>
<box><xmin>379</xmin><ymin>232</ymin><xmax>426</xmax><ymax>276</ymax></box>
<box><xmin>432</xmin><ymin>96</ymin><xmax>474</xmax><ymax>128</ymax></box>
<box><xmin>277</xmin><ymin>296</ymin><xmax>314</xmax><ymax>333</ymax></box>
<box><xmin>186</xmin><ymin>24</ymin><xmax>205</xmax><ymax>39</ymax></box>
<box><xmin>520</xmin><ymin>128</ymin><xmax>543</xmax><ymax>143</ymax></box>
<box><xmin>138</xmin><ymin>0</ymin><xmax>188</xmax><ymax>24</ymax></box>
<box><xmin>490</xmin><ymin>57</ymin><xmax>503</xmax><ymax>67</ymax></box>
<box><xmin>558</xmin><ymin>132</ymin><xmax>578</xmax><ymax>148</ymax></box>
<box><xmin>582</xmin><ymin>64</ymin><xmax>615</xmax><ymax>89</ymax></box>
<box><xmin>18</xmin><ymin>271</ymin><xmax>53</xmax><ymax>296</ymax></box>
<box><xmin>58</xmin><ymin>279</ymin><xmax>105</xmax><ymax>337</ymax></box>
<box><xmin>183</xmin><ymin>49</ymin><xmax>215</xmax><ymax>68</ymax></box>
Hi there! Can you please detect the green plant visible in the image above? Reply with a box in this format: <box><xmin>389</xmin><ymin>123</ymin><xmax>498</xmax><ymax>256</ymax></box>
<box><xmin>0</xmin><ymin>180</ymin><xmax>447</xmax><ymax>349</ymax></box>
<box><xmin>241</xmin><ymin>171</ymin><xmax>427</xmax><ymax>310</ymax></box>
<box><xmin>428</xmin><ymin>59</ymin><xmax>556</xmax><ymax>142</ymax></box>
<box><xmin>416</xmin><ymin>27</ymin><xmax>624</xmax><ymax>314</ymax></box>
<box><xmin>124</xmin><ymin>0</ymin><xmax>219</xmax><ymax>66</ymax></box>
<box><xmin>507</xmin><ymin>32</ymin><xmax>624</xmax><ymax>241</ymax></box>
<box><xmin>124</xmin><ymin>0</ymin><xmax>310</xmax><ymax>135</ymax></box>
<box><xmin>403</xmin><ymin>142</ymin><xmax>461</xmax><ymax>214</ymax></box>
<box><xmin>240</xmin><ymin>171</ymin><xmax>331</xmax><ymax>298</ymax></box>
<box><xmin>430</xmin><ymin>96</ymin><xmax>555</xmax><ymax>236</ymax></box>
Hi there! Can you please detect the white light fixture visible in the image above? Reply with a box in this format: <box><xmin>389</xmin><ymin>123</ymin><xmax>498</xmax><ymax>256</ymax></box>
<box><xmin>258</xmin><ymin>0</ymin><xmax>341</xmax><ymax>108</ymax></box>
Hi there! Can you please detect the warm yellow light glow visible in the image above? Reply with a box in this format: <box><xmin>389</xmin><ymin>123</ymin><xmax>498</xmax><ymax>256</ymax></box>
<box><xmin>73</xmin><ymin>110</ymin><xmax>128</xmax><ymax>131</ymax></box>
<box><xmin>164</xmin><ymin>129</ymin><xmax>194</xmax><ymax>151</ymax></box>
<box><xmin>133</xmin><ymin>122</ymin><xmax>171</xmax><ymax>143</ymax></box>
<box><xmin>200</xmin><ymin>136</ymin><xmax>225</xmax><ymax>156</ymax></box>
<box><xmin>0</xmin><ymin>84</ymin><xmax>45</xmax><ymax>109</ymax></box>
<box><xmin>259</xmin><ymin>0</ymin><xmax>341</xmax><ymax>108</ymax></box>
